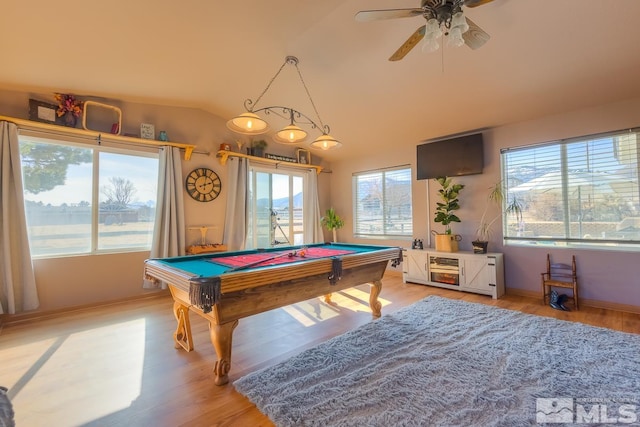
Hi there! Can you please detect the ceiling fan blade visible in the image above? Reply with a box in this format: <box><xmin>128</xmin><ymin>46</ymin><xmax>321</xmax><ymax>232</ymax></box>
<box><xmin>389</xmin><ymin>25</ymin><xmax>426</xmax><ymax>61</ymax></box>
<box><xmin>462</xmin><ymin>17</ymin><xmax>490</xmax><ymax>50</ymax></box>
<box><xmin>463</xmin><ymin>0</ymin><xmax>494</xmax><ymax>7</ymax></box>
<box><xmin>355</xmin><ymin>8</ymin><xmax>424</xmax><ymax>23</ymax></box>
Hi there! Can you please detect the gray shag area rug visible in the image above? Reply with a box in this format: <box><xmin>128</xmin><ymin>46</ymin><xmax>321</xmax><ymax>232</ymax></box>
<box><xmin>234</xmin><ymin>296</ymin><xmax>640</xmax><ymax>426</ymax></box>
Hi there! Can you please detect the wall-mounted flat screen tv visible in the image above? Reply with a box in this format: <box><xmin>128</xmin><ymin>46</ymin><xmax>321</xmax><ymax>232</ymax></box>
<box><xmin>416</xmin><ymin>133</ymin><xmax>484</xmax><ymax>180</ymax></box>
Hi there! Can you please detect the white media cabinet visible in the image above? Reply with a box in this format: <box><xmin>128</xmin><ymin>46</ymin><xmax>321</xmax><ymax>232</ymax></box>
<box><xmin>402</xmin><ymin>249</ymin><xmax>505</xmax><ymax>299</ymax></box>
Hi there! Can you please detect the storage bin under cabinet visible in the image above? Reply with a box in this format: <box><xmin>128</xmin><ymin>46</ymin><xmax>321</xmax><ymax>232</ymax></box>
<box><xmin>402</xmin><ymin>249</ymin><xmax>505</xmax><ymax>299</ymax></box>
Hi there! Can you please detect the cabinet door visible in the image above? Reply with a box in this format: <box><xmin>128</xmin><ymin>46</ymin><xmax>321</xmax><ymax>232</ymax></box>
<box><xmin>462</xmin><ymin>256</ymin><xmax>490</xmax><ymax>291</ymax></box>
<box><xmin>405</xmin><ymin>250</ymin><xmax>428</xmax><ymax>283</ymax></box>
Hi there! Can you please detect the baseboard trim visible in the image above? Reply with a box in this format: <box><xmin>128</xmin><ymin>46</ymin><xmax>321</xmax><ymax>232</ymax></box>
<box><xmin>0</xmin><ymin>290</ymin><xmax>171</xmax><ymax>327</ymax></box>
<box><xmin>506</xmin><ymin>288</ymin><xmax>640</xmax><ymax>314</ymax></box>
<box><xmin>505</xmin><ymin>288</ymin><xmax>540</xmax><ymax>299</ymax></box>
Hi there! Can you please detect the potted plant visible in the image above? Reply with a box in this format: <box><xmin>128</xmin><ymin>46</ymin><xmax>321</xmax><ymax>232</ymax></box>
<box><xmin>321</xmin><ymin>207</ymin><xmax>344</xmax><ymax>242</ymax></box>
<box><xmin>433</xmin><ymin>176</ymin><xmax>464</xmax><ymax>252</ymax></box>
<box><xmin>472</xmin><ymin>182</ymin><xmax>523</xmax><ymax>253</ymax></box>
<box><xmin>251</xmin><ymin>139</ymin><xmax>268</xmax><ymax>157</ymax></box>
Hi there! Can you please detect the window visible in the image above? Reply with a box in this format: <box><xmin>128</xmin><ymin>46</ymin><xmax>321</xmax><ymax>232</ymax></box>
<box><xmin>502</xmin><ymin>128</ymin><xmax>640</xmax><ymax>248</ymax></box>
<box><xmin>246</xmin><ymin>166</ymin><xmax>305</xmax><ymax>248</ymax></box>
<box><xmin>353</xmin><ymin>166</ymin><xmax>413</xmax><ymax>239</ymax></box>
<box><xmin>19</xmin><ymin>134</ymin><xmax>159</xmax><ymax>257</ymax></box>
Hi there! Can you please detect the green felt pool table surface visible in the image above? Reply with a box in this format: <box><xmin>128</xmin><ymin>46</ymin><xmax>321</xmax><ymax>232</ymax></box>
<box><xmin>150</xmin><ymin>242</ymin><xmax>391</xmax><ymax>277</ymax></box>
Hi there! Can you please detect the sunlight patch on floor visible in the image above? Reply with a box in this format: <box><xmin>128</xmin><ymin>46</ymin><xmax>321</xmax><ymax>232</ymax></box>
<box><xmin>6</xmin><ymin>319</ymin><xmax>146</xmax><ymax>427</ymax></box>
<box><xmin>281</xmin><ymin>287</ymin><xmax>392</xmax><ymax>327</ymax></box>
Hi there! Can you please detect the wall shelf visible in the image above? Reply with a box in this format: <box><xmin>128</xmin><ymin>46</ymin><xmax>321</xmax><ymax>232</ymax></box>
<box><xmin>0</xmin><ymin>115</ymin><xmax>197</xmax><ymax>160</ymax></box>
<box><xmin>216</xmin><ymin>150</ymin><xmax>323</xmax><ymax>174</ymax></box>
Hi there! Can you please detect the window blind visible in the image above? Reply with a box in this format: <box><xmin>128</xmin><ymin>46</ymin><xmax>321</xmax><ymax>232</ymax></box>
<box><xmin>502</xmin><ymin>128</ymin><xmax>640</xmax><ymax>246</ymax></box>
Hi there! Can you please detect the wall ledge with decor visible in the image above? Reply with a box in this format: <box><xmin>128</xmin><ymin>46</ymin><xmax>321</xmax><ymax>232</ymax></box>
<box><xmin>0</xmin><ymin>115</ymin><xmax>196</xmax><ymax>160</ymax></box>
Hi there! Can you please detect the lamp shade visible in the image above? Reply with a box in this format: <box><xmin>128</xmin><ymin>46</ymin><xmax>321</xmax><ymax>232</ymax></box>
<box><xmin>226</xmin><ymin>112</ymin><xmax>269</xmax><ymax>135</ymax></box>
<box><xmin>310</xmin><ymin>134</ymin><xmax>342</xmax><ymax>150</ymax></box>
<box><xmin>425</xmin><ymin>18</ymin><xmax>443</xmax><ymax>39</ymax></box>
<box><xmin>447</xmin><ymin>27</ymin><xmax>465</xmax><ymax>47</ymax></box>
<box><xmin>273</xmin><ymin>124</ymin><xmax>308</xmax><ymax>144</ymax></box>
<box><xmin>450</xmin><ymin>12</ymin><xmax>469</xmax><ymax>33</ymax></box>
<box><xmin>422</xmin><ymin>37</ymin><xmax>440</xmax><ymax>53</ymax></box>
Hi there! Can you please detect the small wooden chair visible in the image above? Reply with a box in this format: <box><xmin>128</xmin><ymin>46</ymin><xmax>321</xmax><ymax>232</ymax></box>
<box><xmin>541</xmin><ymin>254</ymin><xmax>579</xmax><ymax>310</ymax></box>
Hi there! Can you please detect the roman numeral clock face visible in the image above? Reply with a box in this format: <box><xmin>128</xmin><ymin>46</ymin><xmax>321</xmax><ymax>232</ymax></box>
<box><xmin>185</xmin><ymin>168</ymin><xmax>221</xmax><ymax>202</ymax></box>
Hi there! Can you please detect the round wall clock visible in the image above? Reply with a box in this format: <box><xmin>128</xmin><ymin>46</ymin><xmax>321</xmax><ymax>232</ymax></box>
<box><xmin>185</xmin><ymin>167</ymin><xmax>221</xmax><ymax>202</ymax></box>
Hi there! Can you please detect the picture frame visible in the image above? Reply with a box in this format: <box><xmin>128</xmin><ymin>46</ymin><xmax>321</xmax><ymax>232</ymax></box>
<box><xmin>140</xmin><ymin>123</ymin><xmax>155</xmax><ymax>140</ymax></box>
<box><xmin>265</xmin><ymin>153</ymin><xmax>297</xmax><ymax>163</ymax></box>
<box><xmin>296</xmin><ymin>149</ymin><xmax>311</xmax><ymax>165</ymax></box>
<box><xmin>28</xmin><ymin>99</ymin><xmax>62</xmax><ymax>125</ymax></box>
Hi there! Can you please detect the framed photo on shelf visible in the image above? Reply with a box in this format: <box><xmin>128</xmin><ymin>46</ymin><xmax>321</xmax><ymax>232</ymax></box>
<box><xmin>265</xmin><ymin>153</ymin><xmax>297</xmax><ymax>163</ymax></box>
<box><xmin>140</xmin><ymin>123</ymin><xmax>155</xmax><ymax>140</ymax></box>
<box><xmin>296</xmin><ymin>149</ymin><xmax>311</xmax><ymax>165</ymax></box>
<box><xmin>28</xmin><ymin>99</ymin><xmax>61</xmax><ymax>125</ymax></box>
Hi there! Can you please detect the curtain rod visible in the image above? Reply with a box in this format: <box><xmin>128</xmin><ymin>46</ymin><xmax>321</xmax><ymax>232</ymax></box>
<box><xmin>0</xmin><ymin>115</ymin><xmax>197</xmax><ymax>160</ymax></box>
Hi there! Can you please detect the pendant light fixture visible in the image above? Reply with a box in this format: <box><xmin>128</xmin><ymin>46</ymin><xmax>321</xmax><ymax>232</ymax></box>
<box><xmin>226</xmin><ymin>56</ymin><xmax>341</xmax><ymax>150</ymax></box>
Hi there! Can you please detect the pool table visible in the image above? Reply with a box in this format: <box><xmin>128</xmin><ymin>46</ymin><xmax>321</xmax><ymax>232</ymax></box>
<box><xmin>144</xmin><ymin>242</ymin><xmax>402</xmax><ymax>385</ymax></box>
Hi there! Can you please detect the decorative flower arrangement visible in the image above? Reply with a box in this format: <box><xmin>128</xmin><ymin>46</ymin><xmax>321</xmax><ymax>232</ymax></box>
<box><xmin>54</xmin><ymin>93</ymin><xmax>84</xmax><ymax>117</ymax></box>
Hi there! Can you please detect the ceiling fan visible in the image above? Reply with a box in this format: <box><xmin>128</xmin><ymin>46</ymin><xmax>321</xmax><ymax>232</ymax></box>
<box><xmin>355</xmin><ymin>0</ymin><xmax>493</xmax><ymax>61</ymax></box>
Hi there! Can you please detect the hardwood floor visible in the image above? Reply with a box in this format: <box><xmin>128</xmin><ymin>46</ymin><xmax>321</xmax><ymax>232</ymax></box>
<box><xmin>1</xmin><ymin>273</ymin><xmax>639</xmax><ymax>427</ymax></box>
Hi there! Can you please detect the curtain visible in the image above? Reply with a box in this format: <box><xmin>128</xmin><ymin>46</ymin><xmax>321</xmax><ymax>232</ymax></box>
<box><xmin>222</xmin><ymin>157</ymin><xmax>248</xmax><ymax>250</ymax></box>
<box><xmin>0</xmin><ymin>121</ymin><xmax>39</xmax><ymax>314</ymax></box>
<box><xmin>303</xmin><ymin>170</ymin><xmax>324</xmax><ymax>243</ymax></box>
<box><xmin>143</xmin><ymin>146</ymin><xmax>185</xmax><ymax>289</ymax></box>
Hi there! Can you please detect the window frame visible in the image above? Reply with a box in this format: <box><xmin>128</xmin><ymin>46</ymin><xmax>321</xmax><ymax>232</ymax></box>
<box><xmin>246</xmin><ymin>164</ymin><xmax>307</xmax><ymax>248</ymax></box>
<box><xmin>19</xmin><ymin>132</ymin><xmax>160</xmax><ymax>258</ymax></box>
<box><xmin>501</xmin><ymin>127</ymin><xmax>640</xmax><ymax>251</ymax></box>
<box><xmin>352</xmin><ymin>165</ymin><xmax>413</xmax><ymax>240</ymax></box>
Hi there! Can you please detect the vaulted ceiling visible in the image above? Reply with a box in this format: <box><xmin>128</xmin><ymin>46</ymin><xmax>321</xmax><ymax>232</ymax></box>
<box><xmin>2</xmin><ymin>0</ymin><xmax>640</xmax><ymax>161</ymax></box>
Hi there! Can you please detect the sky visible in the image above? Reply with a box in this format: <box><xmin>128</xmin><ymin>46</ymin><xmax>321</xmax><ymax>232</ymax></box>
<box><xmin>253</xmin><ymin>169</ymin><xmax>303</xmax><ymax>200</ymax></box>
<box><xmin>23</xmin><ymin>148</ymin><xmax>159</xmax><ymax>206</ymax></box>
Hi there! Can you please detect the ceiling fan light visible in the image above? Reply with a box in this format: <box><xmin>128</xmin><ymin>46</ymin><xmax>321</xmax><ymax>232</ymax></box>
<box><xmin>447</xmin><ymin>27</ymin><xmax>466</xmax><ymax>47</ymax></box>
<box><xmin>425</xmin><ymin>18</ymin><xmax>443</xmax><ymax>39</ymax></box>
<box><xmin>450</xmin><ymin>12</ymin><xmax>469</xmax><ymax>33</ymax></box>
<box><xmin>310</xmin><ymin>134</ymin><xmax>342</xmax><ymax>150</ymax></box>
<box><xmin>226</xmin><ymin>112</ymin><xmax>269</xmax><ymax>135</ymax></box>
<box><xmin>422</xmin><ymin>37</ymin><xmax>440</xmax><ymax>53</ymax></box>
<box><xmin>273</xmin><ymin>124</ymin><xmax>308</xmax><ymax>144</ymax></box>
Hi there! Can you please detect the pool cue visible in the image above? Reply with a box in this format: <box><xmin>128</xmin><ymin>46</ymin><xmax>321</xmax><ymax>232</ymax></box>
<box><xmin>225</xmin><ymin>250</ymin><xmax>297</xmax><ymax>272</ymax></box>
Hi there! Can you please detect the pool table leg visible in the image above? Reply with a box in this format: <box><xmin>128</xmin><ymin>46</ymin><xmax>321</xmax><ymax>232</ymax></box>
<box><xmin>369</xmin><ymin>279</ymin><xmax>382</xmax><ymax>317</ymax></box>
<box><xmin>210</xmin><ymin>319</ymin><xmax>239</xmax><ymax>386</ymax></box>
<box><xmin>173</xmin><ymin>301</ymin><xmax>194</xmax><ymax>352</ymax></box>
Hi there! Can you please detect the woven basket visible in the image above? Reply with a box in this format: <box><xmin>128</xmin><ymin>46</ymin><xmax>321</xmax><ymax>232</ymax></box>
<box><xmin>434</xmin><ymin>234</ymin><xmax>460</xmax><ymax>252</ymax></box>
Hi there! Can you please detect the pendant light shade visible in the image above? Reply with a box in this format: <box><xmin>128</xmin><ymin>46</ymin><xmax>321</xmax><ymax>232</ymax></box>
<box><xmin>273</xmin><ymin>124</ymin><xmax>308</xmax><ymax>144</ymax></box>
<box><xmin>226</xmin><ymin>112</ymin><xmax>269</xmax><ymax>135</ymax></box>
<box><xmin>310</xmin><ymin>134</ymin><xmax>341</xmax><ymax>150</ymax></box>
